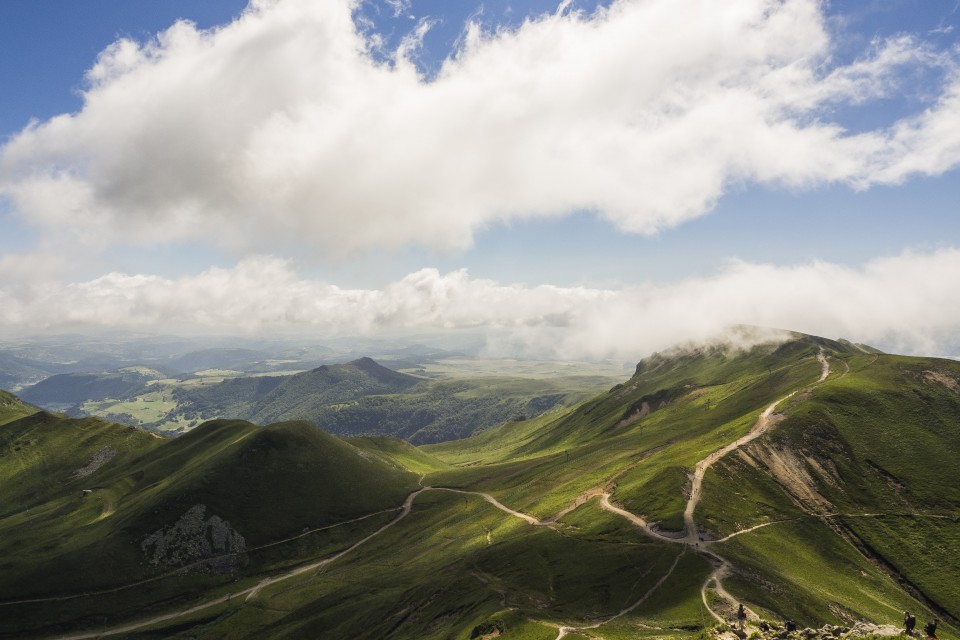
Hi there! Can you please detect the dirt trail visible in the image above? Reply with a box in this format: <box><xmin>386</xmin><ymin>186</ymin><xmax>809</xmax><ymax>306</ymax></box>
<box><xmin>687</xmin><ymin>350</ymin><xmax>829</xmax><ymax>625</ymax></box>
<box><xmin>714</xmin><ymin>520</ymin><xmax>786</xmax><ymax>543</ymax></box>
<box><xmin>542</xmin><ymin>488</ymin><xmax>605</xmax><ymax>524</ymax></box>
<box><xmin>50</xmin><ymin>350</ymin><xmax>833</xmax><ymax>639</ymax></box>
<box><xmin>432</xmin><ymin>488</ymin><xmax>543</xmax><ymax>526</ymax></box>
<box><xmin>681</xmin><ymin>397</ymin><xmax>782</xmax><ymax>544</ymax></box>
<box><xmin>244</xmin><ymin>489</ymin><xmax>425</xmax><ymax>602</ymax></box>
<box><xmin>548</xmin><ymin>552</ymin><xmax>685</xmax><ymax>640</ymax></box>
<box><xmin>57</xmin><ymin>491</ymin><xmax>425</xmax><ymax>639</ymax></box>
<box><xmin>593</xmin><ymin>350</ymin><xmax>830</xmax><ymax>631</ymax></box>
<box><xmin>598</xmin><ymin>493</ymin><xmax>679</xmax><ymax>544</ymax></box>
<box><xmin>683</xmin><ymin>350</ymin><xmax>828</xmax><ymax>544</ymax></box>
<box><xmin>53</xmin><ymin>486</ymin><xmax>564</xmax><ymax>639</ymax></box>
<box><xmin>1</xmin><ymin>508</ymin><xmax>401</xmax><ymax>609</ymax></box>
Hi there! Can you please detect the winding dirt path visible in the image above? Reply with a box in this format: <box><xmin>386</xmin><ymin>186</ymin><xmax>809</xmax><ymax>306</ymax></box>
<box><xmin>431</xmin><ymin>488</ymin><xmax>544</xmax><ymax>526</ymax></box>
<box><xmin>587</xmin><ymin>349</ymin><xmax>831</xmax><ymax>632</ymax></box>
<box><xmin>549</xmin><ymin>552</ymin><xmax>685</xmax><ymax>640</ymax></box>
<box><xmin>52</xmin><ymin>485</ymin><xmax>591</xmax><ymax>639</ymax></box>
<box><xmin>687</xmin><ymin>350</ymin><xmax>829</xmax><ymax>627</ymax></box>
<box><xmin>683</xmin><ymin>350</ymin><xmax>829</xmax><ymax>544</ymax></box>
<box><xmin>45</xmin><ymin>350</ymin><xmax>833</xmax><ymax>639</ymax></box>
<box><xmin>58</xmin><ymin>490</ymin><xmax>426</xmax><ymax>640</ymax></box>
<box><xmin>1</xmin><ymin>507</ymin><xmax>402</xmax><ymax>609</ymax></box>
<box><xmin>598</xmin><ymin>493</ymin><xmax>679</xmax><ymax>544</ymax></box>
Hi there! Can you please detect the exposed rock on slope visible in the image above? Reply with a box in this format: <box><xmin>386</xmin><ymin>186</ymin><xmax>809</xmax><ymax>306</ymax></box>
<box><xmin>142</xmin><ymin>504</ymin><xmax>247</xmax><ymax>573</ymax></box>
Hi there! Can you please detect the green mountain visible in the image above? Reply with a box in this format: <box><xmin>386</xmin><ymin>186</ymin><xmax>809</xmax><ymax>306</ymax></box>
<box><xmin>2</xmin><ymin>332</ymin><xmax>960</xmax><ymax>640</ymax></box>
<box><xmin>172</xmin><ymin>357</ymin><xmax>421</xmax><ymax>421</ymax></box>
<box><xmin>0</xmin><ymin>408</ymin><xmax>419</xmax><ymax>639</ymax></box>
<box><xmin>172</xmin><ymin>357</ymin><xmax>597</xmax><ymax>443</ymax></box>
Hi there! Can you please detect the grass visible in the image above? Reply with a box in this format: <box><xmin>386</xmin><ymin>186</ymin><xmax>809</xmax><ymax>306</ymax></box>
<box><xmin>696</xmin><ymin>447</ymin><xmax>802</xmax><ymax>539</ymax></box>
<box><xmin>4</xmin><ymin>334</ymin><xmax>960</xmax><ymax>639</ymax></box>
<box><xmin>346</xmin><ymin>435</ymin><xmax>453</xmax><ymax>474</ymax></box>
<box><xmin>425</xmin><ymin>342</ymin><xmax>823</xmax><ymax>529</ymax></box>
<box><xmin>0</xmin><ymin>416</ymin><xmax>421</xmax><ymax>637</ymax></box>
<box><xmin>0</xmin><ymin>389</ymin><xmax>37</xmax><ymax>425</ymax></box>
<box><xmin>842</xmin><ymin>515</ymin><xmax>960</xmax><ymax>620</ymax></box>
<box><xmin>14</xmin><ymin>355</ymin><xmax>621</xmax><ymax>446</ymax></box>
<box><xmin>718</xmin><ymin>517</ymin><xmax>929</xmax><ymax>628</ymax></box>
<box><xmin>135</xmin><ymin>490</ymin><xmax>694</xmax><ymax>639</ymax></box>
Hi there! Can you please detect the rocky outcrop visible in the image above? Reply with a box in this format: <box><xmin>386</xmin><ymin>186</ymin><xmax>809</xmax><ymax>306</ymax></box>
<box><xmin>722</xmin><ymin>622</ymin><xmax>905</xmax><ymax>640</ymax></box>
<box><xmin>72</xmin><ymin>446</ymin><xmax>117</xmax><ymax>479</ymax></box>
<box><xmin>141</xmin><ymin>504</ymin><xmax>247</xmax><ymax>573</ymax></box>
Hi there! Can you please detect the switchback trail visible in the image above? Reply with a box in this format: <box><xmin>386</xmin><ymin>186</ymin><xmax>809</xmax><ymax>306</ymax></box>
<box><xmin>587</xmin><ymin>349</ymin><xmax>831</xmax><ymax>634</ymax></box>
<box><xmin>51</xmin><ymin>349</ymin><xmax>833</xmax><ymax>639</ymax></box>
<box><xmin>687</xmin><ymin>350</ymin><xmax>830</xmax><ymax>628</ymax></box>
<box><xmin>683</xmin><ymin>350</ymin><xmax>829</xmax><ymax>545</ymax></box>
<box><xmin>52</xmin><ymin>486</ymin><xmax>600</xmax><ymax>639</ymax></box>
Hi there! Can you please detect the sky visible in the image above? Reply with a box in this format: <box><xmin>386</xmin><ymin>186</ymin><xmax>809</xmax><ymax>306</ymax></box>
<box><xmin>1</xmin><ymin>0</ymin><xmax>960</xmax><ymax>359</ymax></box>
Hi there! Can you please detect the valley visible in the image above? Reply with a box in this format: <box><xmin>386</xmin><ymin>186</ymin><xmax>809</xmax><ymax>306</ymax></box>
<box><xmin>1</xmin><ymin>333</ymin><xmax>959</xmax><ymax>639</ymax></box>
<box><xmin>5</xmin><ymin>336</ymin><xmax>624</xmax><ymax>442</ymax></box>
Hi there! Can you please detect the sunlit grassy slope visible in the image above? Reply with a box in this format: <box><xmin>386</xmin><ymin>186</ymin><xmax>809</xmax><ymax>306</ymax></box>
<box><xmin>700</xmin><ymin>349</ymin><xmax>960</xmax><ymax>624</ymax></box>
<box><xmin>0</xmin><ymin>412</ymin><xmax>420</xmax><ymax>638</ymax></box>
<box><xmin>0</xmin><ymin>388</ymin><xmax>36</xmax><ymax>425</ymax></box>
<box><xmin>3</xmin><ymin>333</ymin><xmax>960</xmax><ymax>639</ymax></box>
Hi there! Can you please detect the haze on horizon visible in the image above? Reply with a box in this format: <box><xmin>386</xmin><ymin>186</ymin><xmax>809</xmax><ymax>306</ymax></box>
<box><xmin>1</xmin><ymin>0</ymin><xmax>960</xmax><ymax>360</ymax></box>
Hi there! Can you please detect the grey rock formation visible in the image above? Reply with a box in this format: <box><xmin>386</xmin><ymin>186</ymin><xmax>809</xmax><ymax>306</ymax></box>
<box><xmin>142</xmin><ymin>504</ymin><xmax>247</xmax><ymax>573</ymax></box>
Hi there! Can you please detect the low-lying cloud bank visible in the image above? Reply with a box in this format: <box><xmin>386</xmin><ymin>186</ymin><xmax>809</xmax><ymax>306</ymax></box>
<box><xmin>1</xmin><ymin>0</ymin><xmax>959</xmax><ymax>254</ymax></box>
<box><xmin>2</xmin><ymin>249</ymin><xmax>959</xmax><ymax>359</ymax></box>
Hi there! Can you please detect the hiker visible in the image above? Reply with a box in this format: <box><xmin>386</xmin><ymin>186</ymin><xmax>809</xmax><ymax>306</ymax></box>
<box><xmin>904</xmin><ymin>611</ymin><xmax>916</xmax><ymax>636</ymax></box>
<box><xmin>924</xmin><ymin>619</ymin><xmax>938</xmax><ymax>640</ymax></box>
<box><xmin>785</xmin><ymin>619</ymin><xmax>797</xmax><ymax>633</ymax></box>
<box><xmin>737</xmin><ymin>603</ymin><xmax>747</xmax><ymax>631</ymax></box>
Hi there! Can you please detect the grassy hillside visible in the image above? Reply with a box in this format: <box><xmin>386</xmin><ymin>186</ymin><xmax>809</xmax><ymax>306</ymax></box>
<box><xmin>313</xmin><ymin>376</ymin><xmax>597</xmax><ymax>443</ymax></box>
<box><xmin>0</xmin><ymin>389</ymin><xmax>36</xmax><ymax>425</ymax></box>
<box><xmin>19</xmin><ymin>355</ymin><xmax>617</xmax><ymax>441</ymax></box>
<box><xmin>169</xmin><ymin>357</ymin><xmax>607</xmax><ymax>443</ymax></box>
<box><xmin>425</xmin><ymin>335</ymin><xmax>830</xmax><ymax>526</ymax></box>
<box><xmin>170</xmin><ymin>357</ymin><xmax>421</xmax><ymax>423</ymax></box>
<box><xmin>3</xmin><ymin>333</ymin><xmax>960</xmax><ymax>640</ymax></box>
<box><xmin>0</xmin><ymin>410</ymin><xmax>162</xmax><ymax>517</ymax></box>
<box><xmin>0</xmin><ymin>410</ymin><xmax>420</xmax><ymax>638</ymax></box>
<box><xmin>699</xmin><ymin>350</ymin><xmax>960</xmax><ymax>624</ymax></box>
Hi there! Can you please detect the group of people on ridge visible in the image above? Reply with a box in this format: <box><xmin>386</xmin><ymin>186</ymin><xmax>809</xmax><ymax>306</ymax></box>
<box><xmin>904</xmin><ymin>611</ymin><xmax>938</xmax><ymax>639</ymax></box>
<box><xmin>734</xmin><ymin>605</ymin><xmax>940</xmax><ymax>637</ymax></box>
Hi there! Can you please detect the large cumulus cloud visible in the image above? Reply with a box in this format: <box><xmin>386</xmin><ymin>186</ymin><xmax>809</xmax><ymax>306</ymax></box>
<box><xmin>1</xmin><ymin>0</ymin><xmax>959</xmax><ymax>254</ymax></box>
<box><xmin>3</xmin><ymin>250</ymin><xmax>960</xmax><ymax>359</ymax></box>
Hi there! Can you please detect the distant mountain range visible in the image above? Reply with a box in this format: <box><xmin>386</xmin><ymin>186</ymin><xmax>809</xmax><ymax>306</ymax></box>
<box><xmin>14</xmin><ymin>356</ymin><xmax>606</xmax><ymax>443</ymax></box>
<box><xmin>0</xmin><ymin>333</ymin><xmax>484</xmax><ymax>392</ymax></box>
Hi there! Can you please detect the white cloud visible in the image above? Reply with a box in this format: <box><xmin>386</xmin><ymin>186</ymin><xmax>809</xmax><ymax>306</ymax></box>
<box><xmin>0</xmin><ymin>0</ymin><xmax>958</xmax><ymax>255</ymax></box>
<box><xmin>3</xmin><ymin>249</ymin><xmax>960</xmax><ymax>359</ymax></box>
<box><xmin>384</xmin><ymin>0</ymin><xmax>412</xmax><ymax>19</ymax></box>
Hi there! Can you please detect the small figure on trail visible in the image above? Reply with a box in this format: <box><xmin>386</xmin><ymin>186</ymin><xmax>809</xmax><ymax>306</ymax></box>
<box><xmin>924</xmin><ymin>618</ymin><xmax>938</xmax><ymax>640</ymax></box>
<box><xmin>737</xmin><ymin>603</ymin><xmax>747</xmax><ymax>631</ymax></box>
<box><xmin>904</xmin><ymin>610</ymin><xmax>916</xmax><ymax>636</ymax></box>
<box><xmin>785</xmin><ymin>619</ymin><xmax>797</xmax><ymax>633</ymax></box>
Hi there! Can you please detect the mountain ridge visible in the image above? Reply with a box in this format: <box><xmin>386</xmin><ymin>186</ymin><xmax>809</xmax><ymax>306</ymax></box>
<box><xmin>2</xmin><ymin>331</ymin><xmax>960</xmax><ymax>639</ymax></box>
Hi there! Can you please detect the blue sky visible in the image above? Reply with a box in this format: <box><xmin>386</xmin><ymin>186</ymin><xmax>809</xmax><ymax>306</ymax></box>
<box><xmin>1</xmin><ymin>0</ymin><xmax>960</xmax><ymax>357</ymax></box>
